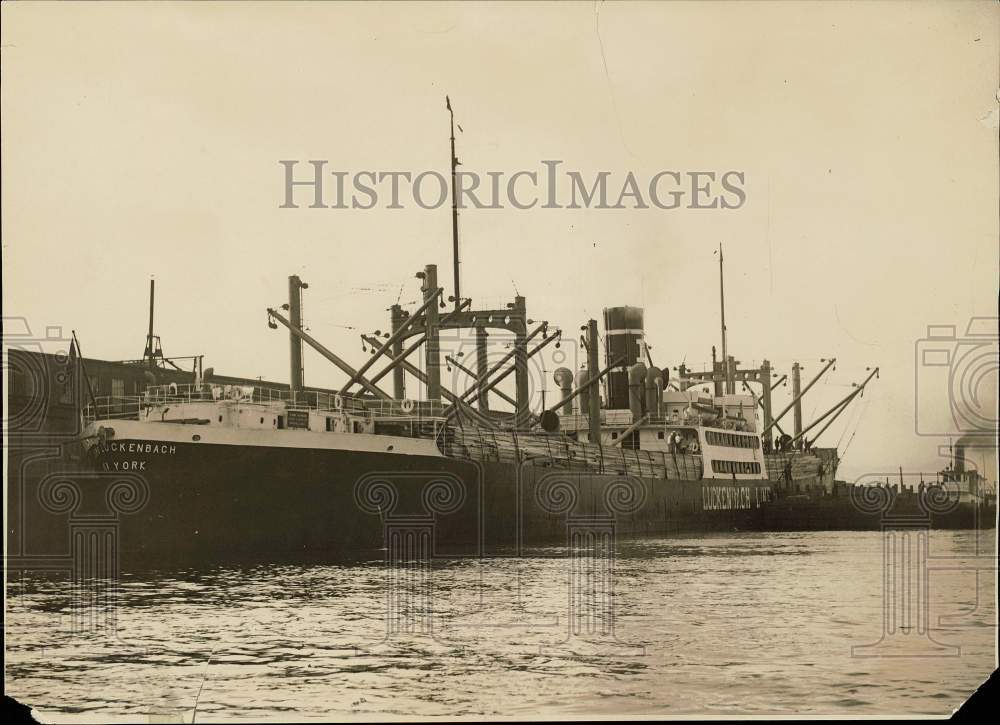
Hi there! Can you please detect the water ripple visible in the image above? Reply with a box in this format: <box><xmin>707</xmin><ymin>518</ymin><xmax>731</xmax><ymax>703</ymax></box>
<box><xmin>5</xmin><ymin>530</ymin><xmax>994</xmax><ymax>719</ymax></box>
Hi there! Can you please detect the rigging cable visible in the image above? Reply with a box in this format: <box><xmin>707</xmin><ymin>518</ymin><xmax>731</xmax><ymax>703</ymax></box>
<box><xmin>839</xmin><ymin>398</ymin><xmax>870</xmax><ymax>460</ymax></box>
<box><xmin>836</xmin><ymin>395</ymin><xmax>863</xmax><ymax>449</ymax></box>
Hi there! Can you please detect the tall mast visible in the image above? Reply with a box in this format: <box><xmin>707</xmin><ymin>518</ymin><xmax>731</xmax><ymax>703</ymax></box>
<box><xmin>718</xmin><ymin>243</ymin><xmax>729</xmax><ymax>394</ymax></box>
<box><xmin>288</xmin><ymin>275</ymin><xmax>307</xmax><ymax>394</ymax></box>
<box><xmin>447</xmin><ymin>95</ymin><xmax>461</xmax><ymax>310</ymax></box>
<box><xmin>145</xmin><ymin>277</ymin><xmax>156</xmax><ymax>370</ymax></box>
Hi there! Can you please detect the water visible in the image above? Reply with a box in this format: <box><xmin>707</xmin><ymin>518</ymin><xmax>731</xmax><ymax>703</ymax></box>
<box><xmin>5</xmin><ymin>530</ymin><xmax>996</xmax><ymax>721</ymax></box>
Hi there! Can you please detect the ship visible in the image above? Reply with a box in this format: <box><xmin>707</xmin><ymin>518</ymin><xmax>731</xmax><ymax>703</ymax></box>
<box><xmin>18</xmin><ymin>102</ymin><xmax>994</xmax><ymax>565</ymax></box>
<box><xmin>68</xmin><ymin>307</ymin><xmax>788</xmax><ymax>560</ymax></box>
<box><xmin>44</xmin><ymin>257</ymin><xmax>981</xmax><ymax>565</ymax></box>
<box><xmin>8</xmin><ymin>257</ymin><xmax>988</xmax><ymax>568</ymax></box>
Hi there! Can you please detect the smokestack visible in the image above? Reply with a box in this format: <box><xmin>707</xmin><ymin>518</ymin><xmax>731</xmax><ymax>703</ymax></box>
<box><xmin>954</xmin><ymin>441</ymin><xmax>965</xmax><ymax>474</ymax></box>
<box><xmin>603</xmin><ymin>306</ymin><xmax>644</xmax><ymax>410</ymax></box>
<box><xmin>952</xmin><ymin>433</ymin><xmax>983</xmax><ymax>475</ymax></box>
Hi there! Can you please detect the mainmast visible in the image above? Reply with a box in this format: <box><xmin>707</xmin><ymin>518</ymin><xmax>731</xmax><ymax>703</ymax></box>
<box><xmin>718</xmin><ymin>243</ymin><xmax>731</xmax><ymax>394</ymax></box>
<box><xmin>144</xmin><ymin>277</ymin><xmax>156</xmax><ymax>370</ymax></box>
<box><xmin>447</xmin><ymin>96</ymin><xmax>461</xmax><ymax>310</ymax></box>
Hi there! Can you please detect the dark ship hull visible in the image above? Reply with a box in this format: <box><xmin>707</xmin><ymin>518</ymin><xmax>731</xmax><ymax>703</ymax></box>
<box><xmin>40</xmin><ymin>437</ymin><xmax>776</xmax><ymax>564</ymax></box>
<box><xmin>12</xmin><ymin>430</ymin><xmax>992</xmax><ymax>567</ymax></box>
<box><xmin>760</xmin><ymin>486</ymin><xmax>995</xmax><ymax>531</ymax></box>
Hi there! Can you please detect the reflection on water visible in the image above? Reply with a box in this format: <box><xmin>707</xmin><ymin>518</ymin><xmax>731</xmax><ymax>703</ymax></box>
<box><xmin>5</xmin><ymin>530</ymin><xmax>995</xmax><ymax>721</ymax></box>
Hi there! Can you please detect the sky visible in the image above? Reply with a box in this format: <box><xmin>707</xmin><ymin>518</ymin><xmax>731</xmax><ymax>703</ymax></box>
<box><xmin>3</xmin><ymin>1</ymin><xmax>998</xmax><ymax>482</ymax></box>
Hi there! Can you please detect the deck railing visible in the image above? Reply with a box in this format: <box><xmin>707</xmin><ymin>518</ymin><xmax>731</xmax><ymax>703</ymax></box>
<box><xmin>80</xmin><ymin>386</ymin><xmax>709</xmax><ymax>481</ymax></box>
<box><xmin>82</xmin><ymin>395</ymin><xmax>144</xmax><ymax>424</ymax></box>
<box><xmin>82</xmin><ymin>383</ymin><xmax>453</xmax><ymax>425</ymax></box>
<box><xmin>441</xmin><ymin>426</ymin><xmax>704</xmax><ymax>480</ymax></box>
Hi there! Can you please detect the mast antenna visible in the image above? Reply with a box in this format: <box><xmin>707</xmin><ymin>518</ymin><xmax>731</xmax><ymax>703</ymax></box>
<box><xmin>717</xmin><ymin>243</ymin><xmax>730</xmax><ymax>394</ymax></box>
<box><xmin>447</xmin><ymin>95</ymin><xmax>461</xmax><ymax>310</ymax></box>
<box><xmin>144</xmin><ymin>277</ymin><xmax>157</xmax><ymax>369</ymax></box>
